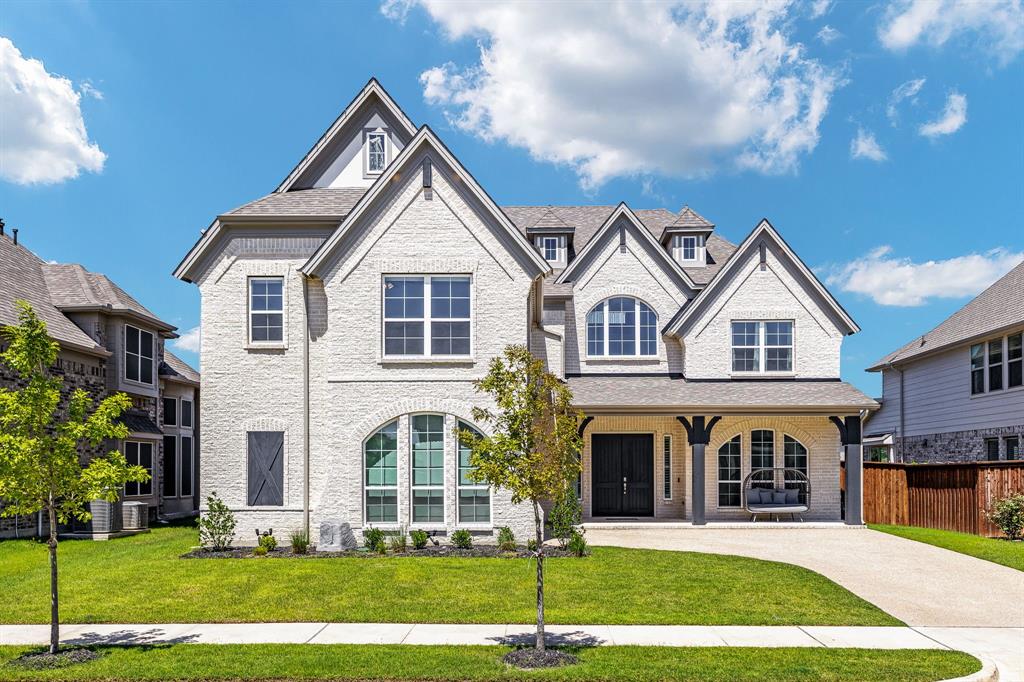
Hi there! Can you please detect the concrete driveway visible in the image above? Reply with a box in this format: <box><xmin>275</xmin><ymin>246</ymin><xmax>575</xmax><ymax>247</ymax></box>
<box><xmin>585</xmin><ymin>527</ymin><xmax>1024</xmax><ymax>628</ymax></box>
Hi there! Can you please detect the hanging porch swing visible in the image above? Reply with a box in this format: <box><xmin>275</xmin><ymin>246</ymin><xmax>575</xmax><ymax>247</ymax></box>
<box><xmin>742</xmin><ymin>467</ymin><xmax>811</xmax><ymax>521</ymax></box>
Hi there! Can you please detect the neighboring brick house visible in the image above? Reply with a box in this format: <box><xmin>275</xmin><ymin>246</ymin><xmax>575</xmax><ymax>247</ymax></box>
<box><xmin>174</xmin><ymin>79</ymin><xmax>875</xmax><ymax>546</ymax></box>
<box><xmin>865</xmin><ymin>262</ymin><xmax>1024</xmax><ymax>463</ymax></box>
<box><xmin>0</xmin><ymin>226</ymin><xmax>200</xmax><ymax>537</ymax></box>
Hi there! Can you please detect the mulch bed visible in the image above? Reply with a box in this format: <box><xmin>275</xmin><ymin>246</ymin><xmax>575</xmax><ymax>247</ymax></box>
<box><xmin>503</xmin><ymin>648</ymin><xmax>578</xmax><ymax>669</ymax></box>
<box><xmin>182</xmin><ymin>545</ymin><xmax>577</xmax><ymax>559</ymax></box>
<box><xmin>8</xmin><ymin>648</ymin><xmax>102</xmax><ymax>670</ymax></box>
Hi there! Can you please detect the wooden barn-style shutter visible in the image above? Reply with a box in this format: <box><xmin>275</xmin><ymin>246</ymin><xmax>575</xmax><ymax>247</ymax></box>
<box><xmin>247</xmin><ymin>431</ymin><xmax>284</xmax><ymax>506</ymax></box>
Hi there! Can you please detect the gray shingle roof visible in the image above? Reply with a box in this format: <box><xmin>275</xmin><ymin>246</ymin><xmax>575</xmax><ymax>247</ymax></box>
<box><xmin>0</xmin><ymin>235</ymin><xmax>107</xmax><ymax>355</ymax></box>
<box><xmin>527</xmin><ymin>208</ymin><xmax>574</xmax><ymax>231</ymax></box>
<box><xmin>118</xmin><ymin>409</ymin><xmax>162</xmax><ymax>435</ymax></box>
<box><xmin>226</xmin><ymin>188</ymin><xmax>366</xmax><ymax>217</ymax></box>
<box><xmin>868</xmin><ymin>260</ymin><xmax>1024</xmax><ymax>370</ymax></box>
<box><xmin>568</xmin><ymin>376</ymin><xmax>878</xmax><ymax>413</ymax></box>
<box><xmin>41</xmin><ymin>263</ymin><xmax>171</xmax><ymax>330</ymax></box>
<box><xmin>667</xmin><ymin>206</ymin><xmax>714</xmax><ymax>229</ymax></box>
<box><xmin>160</xmin><ymin>350</ymin><xmax>200</xmax><ymax>385</ymax></box>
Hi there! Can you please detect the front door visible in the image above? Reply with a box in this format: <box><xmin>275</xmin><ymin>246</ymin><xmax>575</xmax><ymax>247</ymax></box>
<box><xmin>591</xmin><ymin>434</ymin><xmax>654</xmax><ymax>516</ymax></box>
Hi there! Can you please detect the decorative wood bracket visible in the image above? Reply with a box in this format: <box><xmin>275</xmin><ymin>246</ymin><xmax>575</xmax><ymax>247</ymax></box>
<box><xmin>676</xmin><ymin>415</ymin><xmax>721</xmax><ymax>445</ymax></box>
<box><xmin>577</xmin><ymin>416</ymin><xmax>594</xmax><ymax>438</ymax></box>
<box><xmin>829</xmin><ymin>415</ymin><xmax>862</xmax><ymax>446</ymax></box>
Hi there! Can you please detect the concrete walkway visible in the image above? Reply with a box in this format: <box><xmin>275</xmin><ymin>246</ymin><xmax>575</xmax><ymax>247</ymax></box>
<box><xmin>0</xmin><ymin>623</ymin><xmax>1017</xmax><ymax>679</ymax></box>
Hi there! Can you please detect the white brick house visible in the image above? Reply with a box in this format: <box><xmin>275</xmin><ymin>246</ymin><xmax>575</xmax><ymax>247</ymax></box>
<box><xmin>175</xmin><ymin>79</ymin><xmax>875</xmax><ymax>545</ymax></box>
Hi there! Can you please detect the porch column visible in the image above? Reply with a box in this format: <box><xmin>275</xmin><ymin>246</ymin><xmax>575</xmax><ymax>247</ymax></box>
<box><xmin>677</xmin><ymin>416</ymin><xmax>721</xmax><ymax>526</ymax></box>
<box><xmin>830</xmin><ymin>415</ymin><xmax>863</xmax><ymax>526</ymax></box>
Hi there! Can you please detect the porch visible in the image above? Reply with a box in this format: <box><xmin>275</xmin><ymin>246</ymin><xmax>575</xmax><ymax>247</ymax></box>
<box><xmin>567</xmin><ymin>375</ymin><xmax>878</xmax><ymax>526</ymax></box>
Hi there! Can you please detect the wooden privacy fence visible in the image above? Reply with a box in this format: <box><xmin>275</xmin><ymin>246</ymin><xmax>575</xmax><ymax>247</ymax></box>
<box><xmin>863</xmin><ymin>460</ymin><xmax>1024</xmax><ymax>537</ymax></box>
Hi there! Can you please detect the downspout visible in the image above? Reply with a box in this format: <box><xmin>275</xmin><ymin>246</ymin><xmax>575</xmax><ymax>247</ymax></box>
<box><xmin>301</xmin><ymin>275</ymin><xmax>311</xmax><ymax>538</ymax></box>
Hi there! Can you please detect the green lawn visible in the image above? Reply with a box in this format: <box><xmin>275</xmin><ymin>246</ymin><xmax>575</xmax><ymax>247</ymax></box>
<box><xmin>870</xmin><ymin>524</ymin><xmax>1024</xmax><ymax>572</ymax></box>
<box><xmin>0</xmin><ymin>645</ymin><xmax>981</xmax><ymax>681</ymax></box>
<box><xmin>0</xmin><ymin>525</ymin><xmax>898</xmax><ymax>626</ymax></box>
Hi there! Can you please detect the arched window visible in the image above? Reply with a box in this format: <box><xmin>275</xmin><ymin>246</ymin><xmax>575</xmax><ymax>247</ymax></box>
<box><xmin>586</xmin><ymin>297</ymin><xmax>657</xmax><ymax>357</ymax></box>
<box><xmin>411</xmin><ymin>414</ymin><xmax>445</xmax><ymax>523</ymax></box>
<box><xmin>457</xmin><ymin>421</ymin><xmax>490</xmax><ymax>523</ymax></box>
<box><xmin>750</xmin><ymin>429</ymin><xmax>775</xmax><ymax>489</ymax></box>
<box><xmin>717</xmin><ymin>435</ymin><xmax>742</xmax><ymax>508</ymax></box>
<box><xmin>364</xmin><ymin>420</ymin><xmax>398</xmax><ymax>523</ymax></box>
<box><xmin>783</xmin><ymin>435</ymin><xmax>808</xmax><ymax>489</ymax></box>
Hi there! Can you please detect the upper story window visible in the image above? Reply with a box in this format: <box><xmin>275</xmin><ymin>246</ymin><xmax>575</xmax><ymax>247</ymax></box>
<box><xmin>971</xmin><ymin>332</ymin><xmax>1022</xmax><ymax>395</ymax></box>
<box><xmin>249</xmin><ymin>277</ymin><xmax>283</xmax><ymax>343</ymax></box>
<box><xmin>181</xmin><ymin>399</ymin><xmax>193</xmax><ymax>429</ymax></box>
<box><xmin>162</xmin><ymin>397</ymin><xmax>177</xmax><ymax>426</ymax></box>
<box><xmin>731</xmin><ymin>321</ymin><xmax>793</xmax><ymax>373</ymax></box>
<box><xmin>366</xmin><ymin>130</ymin><xmax>387</xmax><ymax>174</ymax></box>
<box><xmin>536</xmin><ymin>236</ymin><xmax>567</xmax><ymax>266</ymax></box>
<box><xmin>383</xmin><ymin>275</ymin><xmax>471</xmax><ymax>358</ymax></box>
<box><xmin>671</xmin><ymin>234</ymin><xmax>704</xmax><ymax>264</ymax></box>
<box><xmin>125</xmin><ymin>325</ymin><xmax>154</xmax><ymax>384</ymax></box>
<box><xmin>586</xmin><ymin>297</ymin><xmax>657</xmax><ymax>357</ymax></box>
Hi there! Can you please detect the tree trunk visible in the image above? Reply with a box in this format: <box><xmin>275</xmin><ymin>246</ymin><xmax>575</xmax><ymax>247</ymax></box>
<box><xmin>47</xmin><ymin>502</ymin><xmax>59</xmax><ymax>655</ymax></box>
<box><xmin>532</xmin><ymin>499</ymin><xmax>545</xmax><ymax>652</ymax></box>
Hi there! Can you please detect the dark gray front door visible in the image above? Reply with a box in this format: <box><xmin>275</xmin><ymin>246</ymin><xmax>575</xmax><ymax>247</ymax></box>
<box><xmin>591</xmin><ymin>434</ymin><xmax>654</xmax><ymax>517</ymax></box>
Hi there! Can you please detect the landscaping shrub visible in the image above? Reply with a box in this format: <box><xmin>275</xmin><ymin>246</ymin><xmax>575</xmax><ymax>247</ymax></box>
<box><xmin>289</xmin><ymin>530</ymin><xmax>309</xmax><ymax>554</ymax></box>
<box><xmin>496</xmin><ymin>526</ymin><xmax>516</xmax><ymax>552</ymax></box>
<box><xmin>527</xmin><ymin>538</ymin><xmax>538</xmax><ymax>553</ymax></box>
<box><xmin>451</xmin><ymin>529</ymin><xmax>472</xmax><ymax>549</ymax></box>
<box><xmin>388</xmin><ymin>532</ymin><xmax>407</xmax><ymax>553</ymax></box>
<box><xmin>567</xmin><ymin>528</ymin><xmax>589</xmax><ymax>557</ymax></box>
<box><xmin>987</xmin><ymin>493</ymin><xmax>1024</xmax><ymax>540</ymax></box>
<box><xmin>550</xmin><ymin>489</ymin><xmax>581</xmax><ymax>549</ymax></box>
<box><xmin>363</xmin><ymin>527</ymin><xmax>386</xmax><ymax>552</ymax></box>
<box><xmin>410</xmin><ymin>529</ymin><xmax>429</xmax><ymax>550</ymax></box>
<box><xmin>252</xmin><ymin>545</ymin><xmax>268</xmax><ymax>557</ymax></box>
<box><xmin>198</xmin><ymin>492</ymin><xmax>236</xmax><ymax>550</ymax></box>
<box><xmin>258</xmin><ymin>532</ymin><xmax>277</xmax><ymax>552</ymax></box>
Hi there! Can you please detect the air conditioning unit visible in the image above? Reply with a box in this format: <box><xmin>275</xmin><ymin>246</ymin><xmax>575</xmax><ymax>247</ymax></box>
<box><xmin>123</xmin><ymin>501</ymin><xmax>149</xmax><ymax>530</ymax></box>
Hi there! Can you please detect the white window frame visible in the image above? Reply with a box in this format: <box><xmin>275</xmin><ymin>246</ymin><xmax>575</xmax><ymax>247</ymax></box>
<box><xmin>124</xmin><ymin>324</ymin><xmax>154</xmax><ymax>385</ymax></box>
<box><xmin>382</xmin><ymin>274</ymin><xmax>473</xmax><ymax>359</ymax></box>
<box><xmin>364</xmin><ymin>420</ymin><xmax>399</xmax><ymax>526</ymax></box>
<box><xmin>457</xmin><ymin>421</ymin><xmax>491</xmax><ymax>526</ymax></box>
<box><xmin>662</xmin><ymin>434</ymin><xmax>672</xmax><ymax>501</ymax></box>
<box><xmin>410</xmin><ymin>413</ymin><xmax>446</xmax><ymax>526</ymax></box>
<box><xmin>535</xmin><ymin>235</ymin><xmax>567</xmax><ymax>266</ymax></box>
<box><xmin>585</xmin><ymin>297</ymin><xmax>658</xmax><ymax>358</ymax></box>
<box><xmin>671</xmin><ymin>234</ymin><xmax>705</xmax><ymax>264</ymax></box>
<box><xmin>731</xmin><ymin>320</ymin><xmax>794</xmax><ymax>374</ymax></box>
<box><xmin>248</xmin><ymin>276</ymin><xmax>285</xmax><ymax>345</ymax></box>
<box><xmin>124</xmin><ymin>440</ymin><xmax>153</xmax><ymax>497</ymax></box>
<box><xmin>365</xmin><ymin>129</ymin><xmax>388</xmax><ymax>176</ymax></box>
<box><xmin>971</xmin><ymin>333</ymin><xmax>1024</xmax><ymax>396</ymax></box>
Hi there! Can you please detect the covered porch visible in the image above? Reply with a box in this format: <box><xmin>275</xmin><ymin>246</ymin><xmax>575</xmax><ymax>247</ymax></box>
<box><xmin>567</xmin><ymin>376</ymin><xmax>878</xmax><ymax>526</ymax></box>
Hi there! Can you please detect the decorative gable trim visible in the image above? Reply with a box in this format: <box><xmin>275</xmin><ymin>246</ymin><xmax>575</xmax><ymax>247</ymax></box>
<box><xmin>664</xmin><ymin>219</ymin><xmax>860</xmax><ymax>338</ymax></box>
<box><xmin>275</xmin><ymin>78</ymin><xmax>417</xmax><ymax>194</ymax></box>
<box><xmin>555</xmin><ymin>203</ymin><xmax>698</xmax><ymax>291</ymax></box>
<box><xmin>300</xmin><ymin>126</ymin><xmax>551</xmax><ymax>279</ymax></box>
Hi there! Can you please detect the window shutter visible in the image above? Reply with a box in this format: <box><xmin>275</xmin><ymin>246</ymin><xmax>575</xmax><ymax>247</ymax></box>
<box><xmin>247</xmin><ymin>431</ymin><xmax>284</xmax><ymax>506</ymax></box>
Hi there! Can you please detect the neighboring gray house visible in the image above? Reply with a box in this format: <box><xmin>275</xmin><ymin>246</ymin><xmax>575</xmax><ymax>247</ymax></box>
<box><xmin>865</xmin><ymin>261</ymin><xmax>1024</xmax><ymax>462</ymax></box>
<box><xmin>0</xmin><ymin>225</ymin><xmax>200</xmax><ymax>537</ymax></box>
<box><xmin>174</xmin><ymin>79</ymin><xmax>875</xmax><ymax>546</ymax></box>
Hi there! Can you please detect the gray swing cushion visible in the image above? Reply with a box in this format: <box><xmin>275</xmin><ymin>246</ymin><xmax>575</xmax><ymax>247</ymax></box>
<box><xmin>746</xmin><ymin>489</ymin><xmax>763</xmax><ymax>504</ymax></box>
<box><xmin>771</xmin><ymin>491</ymin><xmax>789</xmax><ymax>504</ymax></box>
<box><xmin>785</xmin><ymin>488</ymin><xmax>800</xmax><ymax>504</ymax></box>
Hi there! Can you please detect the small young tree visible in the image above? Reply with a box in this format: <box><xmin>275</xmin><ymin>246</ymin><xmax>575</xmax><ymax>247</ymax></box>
<box><xmin>198</xmin><ymin>491</ymin><xmax>237</xmax><ymax>550</ymax></box>
<box><xmin>0</xmin><ymin>301</ymin><xmax>147</xmax><ymax>655</ymax></box>
<box><xmin>458</xmin><ymin>345</ymin><xmax>582</xmax><ymax>653</ymax></box>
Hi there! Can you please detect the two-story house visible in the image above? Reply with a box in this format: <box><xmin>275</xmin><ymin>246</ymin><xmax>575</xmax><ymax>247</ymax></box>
<box><xmin>865</xmin><ymin>261</ymin><xmax>1024</xmax><ymax>462</ymax></box>
<box><xmin>174</xmin><ymin>79</ymin><xmax>875</xmax><ymax>546</ymax></box>
<box><xmin>0</xmin><ymin>225</ymin><xmax>200</xmax><ymax>537</ymax></box>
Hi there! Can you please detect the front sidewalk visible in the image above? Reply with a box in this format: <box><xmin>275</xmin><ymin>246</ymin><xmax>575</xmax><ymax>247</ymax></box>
<box><xmin>1</xmin><ymin>623</ymin><xmax>1020</xmax><ymax>679</ymax></box>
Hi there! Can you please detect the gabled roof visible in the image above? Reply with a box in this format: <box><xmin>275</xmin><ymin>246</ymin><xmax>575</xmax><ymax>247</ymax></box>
<box><xmin>275</xmin><ymin>78</ymin><xmax>417</xmax><ymax>193</ymax></box>
<box><xmin>554</xmin><ymin>203</ymin><xmax>698</xmax><ymax>290</ymax></box>
<box><xmin>867</xmin><ymin>260</ymin><xmax>1024</xmax><ymax>371</ymax></box>
<box><xmin>160</xmin><ymin>350</ymin><xmax>201</xmax><ymax>386</ymax></box>
<box><xmin>666</xmin><ymin>205</ymin><xmax>715</xmax><ymax>230</ymax></box>
<box><xmin>227</xmin><ymin>187</ymin><xmax>367</xmax><ymax>217</ymax></box>
<box><xmin>665</xmin><ymin>219</ymin><xmax>860</xmax><ymax>337</ymax></box>
<box><xmin>41</xmin><ymin>263</ymin><xmax>176</xmax><ymax>333</ymax></box>
<box><xmin>301</xmin><ymin>125</ymin><xmax>551</xmax><ymax>278</ymax></box>
<box><xmin>526</xmin><ymin>208</ymin><xmax>574</xmax><ymax>233</ymax></box>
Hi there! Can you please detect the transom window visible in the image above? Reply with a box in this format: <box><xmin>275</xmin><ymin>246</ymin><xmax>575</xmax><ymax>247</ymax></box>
<box><xmin>411</xmin><ymin>415</ymin><xmax>445</xmax><ymax>523</ymax></box>
<box><xmin>717</xmin><ymin>435</ymin><xmax>741</xmax><ymax>507</ymax></box>
<box><xmin>249</xmin><ymin>277</ymin><xmax>284</xmax><ymax>343</ymax></box>
<box><xmin>125</xmin><ymin>325</ymin><xmax>153</xmax><ymax>384</ymax></box>
<box><xmin>367</xmin><ymin>131</ymin><xmax>386</xmax><ymax>173</ymax></box>
<box><xmin>458</xmin><ymin>421</ymin><xmax>490</xmax><ymax>524</ymax></box>
<box><xmin>364</xmin><ymin>421</ymin><xmax>398</xmax><ymax>523</ymax></box>
<box><xmin>384</xmin><ymin>275</ymin><xmax>471</xmax><ymax>357</ymax></box>
<box><xmin>586</xmin><ymin>297</ymin><xmax>657</xmax><ymax>357</ymax></box>
<box><xmin>731</xmin><ymin>321</ymin><xmax>793</xmax><ymax>373</ymax></box>
<box><xmin>124</xmin><ymin>441</ymin><xmax>153</xmax><ymax>497</ymax></box>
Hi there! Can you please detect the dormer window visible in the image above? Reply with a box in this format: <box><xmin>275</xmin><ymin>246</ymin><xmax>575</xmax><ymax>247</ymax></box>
<box><xmin>534</xmin><ymin>235</ymin><xmax>567</xmax><ymax>267</ymax></box>
<box><xmin>671</xmin><ymin>235</ymin><xmax>705</xmax><ymax>265</ymax></box>
<box><xmin>366</xmin><ymin>130</ymin><xmax>387</xmax><ymax>175</ymax></box>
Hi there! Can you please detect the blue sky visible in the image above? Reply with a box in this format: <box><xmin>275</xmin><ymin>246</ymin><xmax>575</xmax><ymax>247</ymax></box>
<box><xmin>2</xmin><ymin>0</ymin><xmax>1022</xmax><ymax>395</ymax></box>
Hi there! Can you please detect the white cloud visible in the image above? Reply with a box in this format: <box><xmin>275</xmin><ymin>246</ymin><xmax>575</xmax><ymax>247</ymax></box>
<box><xmin>0</xmin><ymin>37</ymin><xmax>106</xmax><ymax>185</ymax></box>
<box><xmin>879</xmin><ymin>0</ymin><xmax>1024</xmax><ymax>65</ymax></box>
<box><xmin>809</xmin><ymin>0</ymin><xmax>831</xmax><ymax>18</ymax></box>
<box><xmin>171</xmin><ymin>326</ymin><xmax>201</xmax><ymax>354</ymax></box>
<box><xmin>886</xmin><ymin>77</ymin><xmax>926</xmax><ymax>125</ymax></box>
<box><xmin>395</xmin><ymin>1</ymin><xmax>842</xmax><ymax>189</ymax></box>
<box><xmin>850</xmin><ymin>128</ymin><xmax>887</xmax><ymax>161</ymax></box>
<box><xmin>817</xmin><ymin>25</ymin><xmax>841</xmax><ymax>44</ymax></box>
<box><xmin>919</xmin><ymin>92</ymin><xmax>967</xmax><ymax>137</ymax></box>
<box><xmin>79</xmin><ymin>79</ymin><xmax>104</xmax><ymax>100</ymax></box>
<box><xmin>825</xmin><ymin>245</ymin><xmax>1024</xmax><ymax>306</ymax></box>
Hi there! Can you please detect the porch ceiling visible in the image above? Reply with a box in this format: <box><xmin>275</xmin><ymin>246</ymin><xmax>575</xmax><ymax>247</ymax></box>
<box><xmin>566</xmin><ymin>376</ymin><xmax>878</xmax><ymax>416</ymax></box>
